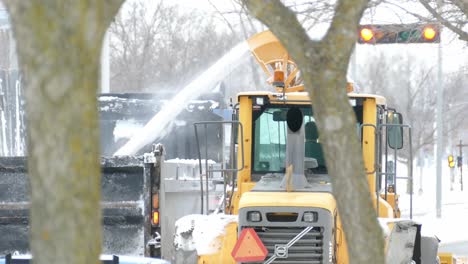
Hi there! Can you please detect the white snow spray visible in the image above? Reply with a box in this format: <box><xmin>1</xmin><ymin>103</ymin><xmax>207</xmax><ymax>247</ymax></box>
<box><xmin>114</xmin><ymin>41</ymin><xmax>250</xmax><ymax>156</ymax></box>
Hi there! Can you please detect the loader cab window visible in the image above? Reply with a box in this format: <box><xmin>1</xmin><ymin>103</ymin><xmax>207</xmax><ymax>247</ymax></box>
<box><xmin>252</xmin><ymin>104</ymin><xmax>363</xmax><ymax>177</ymax></box>
<box><xmin>252</xmin><ymin>106</ymin><xmax>324</xmax><ymax>174</ymax></box>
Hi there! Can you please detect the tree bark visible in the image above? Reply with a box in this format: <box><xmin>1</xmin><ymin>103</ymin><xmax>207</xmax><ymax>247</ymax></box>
<box><xmin>3</xmin><ymin>1</ymin><xmax>123</xmax><ymax>263</ymax></box>
<box><xmin>242</xmin><ymin>1</ymin><xmax>385</xmax><ymax>263</ymax></box>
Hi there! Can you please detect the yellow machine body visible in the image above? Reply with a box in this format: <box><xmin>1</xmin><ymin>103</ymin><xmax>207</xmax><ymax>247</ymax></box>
<box><xmin>197</xmin><ymin>31</ymin><xmax>446</xmax><ymax>264</ymax></box>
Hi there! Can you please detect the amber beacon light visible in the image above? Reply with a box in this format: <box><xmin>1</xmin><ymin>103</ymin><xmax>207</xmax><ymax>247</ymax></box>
<box><xmin>360</xmin><ymin>27</ymin><xmax>374</xmax><ymax>42</ymax></box>
<box><xmin>422</xmin><ymin>25</ymin><xmax>437</xmax><ymax>41</ymax></box>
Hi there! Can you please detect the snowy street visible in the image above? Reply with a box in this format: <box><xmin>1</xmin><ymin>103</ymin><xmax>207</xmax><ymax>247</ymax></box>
<box><xmin>399</xmin><ymin>165</ymin><xmax>468</xmax><ymax>257</ymax></box>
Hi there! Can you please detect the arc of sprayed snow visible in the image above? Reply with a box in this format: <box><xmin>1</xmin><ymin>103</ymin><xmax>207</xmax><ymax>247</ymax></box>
<box><xmin>114</xmin><ymin>42</ymin><xmax>250</xmax><ymax>156</ymax></box>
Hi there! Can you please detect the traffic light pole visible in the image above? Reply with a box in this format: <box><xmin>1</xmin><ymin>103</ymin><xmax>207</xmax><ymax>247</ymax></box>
<box><xmin>356</xmin><ymin>17</ymin><xmax>442</xmax><ymax>215</ymax></box>
<box><xmin>435</xmin><ymin>9</ymin><xmax>443</xmax><ymax>217</ymax></box>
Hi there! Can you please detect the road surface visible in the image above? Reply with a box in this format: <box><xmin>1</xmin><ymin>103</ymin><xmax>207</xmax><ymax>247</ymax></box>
<box><xmin>440</xmin><ymin>241</ymin><xmax>468</xmax><ymax>256</ymax></box>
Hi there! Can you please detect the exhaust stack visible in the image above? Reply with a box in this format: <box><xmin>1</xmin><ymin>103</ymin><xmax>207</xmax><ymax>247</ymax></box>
<box><xmin>281</xmin><ymin>107</ymin><xmax>308</xmax><ymax>191</ymax></box>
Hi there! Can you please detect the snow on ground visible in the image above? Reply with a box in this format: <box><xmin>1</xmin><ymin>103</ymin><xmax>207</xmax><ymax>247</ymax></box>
<box><xmin>174</xmin><ymin>214</ymin><xmax>237</xmax><ymax>255</ymax></box>
<box><xmin>398</xmin><ymin>163</ymin><xmax>468</xmax><ymax>248</ymax></box>
<box><xmin>401</xmin><ymin>190</ymin><xmax>468</xmax><ymax>245</ymax></box>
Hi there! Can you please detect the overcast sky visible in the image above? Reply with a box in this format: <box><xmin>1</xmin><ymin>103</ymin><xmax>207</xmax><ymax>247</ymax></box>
<box><xmin>143</xmin><ymin>0</ymin><xmax>466</xmax><ymax>74</ymax></box>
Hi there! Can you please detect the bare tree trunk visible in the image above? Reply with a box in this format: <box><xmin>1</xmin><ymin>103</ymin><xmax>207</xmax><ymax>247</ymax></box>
<box><xmin>242</xmin><ymin>1</ymin><xmax>385</xmax><ymax>263</ymax></box>
<box><xmin>3</xmin><ymin>1</ymin><xmax>123</xmax><ymax>263</ymax></box>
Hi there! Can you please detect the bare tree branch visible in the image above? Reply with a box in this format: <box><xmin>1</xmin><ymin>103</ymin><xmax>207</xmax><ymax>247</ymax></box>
<box><xmin>240</xmin><ymin>1</ymin><xmax>318</xmax><ymax>64</ymax></box>
<box><xmin>450</xmin><ymin>0</ymin><xmax>468</xmax><ymax>16</ymax></box>
<box><xmin>322</xmin><ymin>0</ymin><xmax>369</xmax><ymax>64</ymax></box>
<box><xmin>208</xmin><ymin>0</ymin><xmax>237</xmax><ymax>34</ymax></box>
<box><xmin>419</xmin><ymin>0</ymin><xmax>468</xmax><ymax>41</ymax></box>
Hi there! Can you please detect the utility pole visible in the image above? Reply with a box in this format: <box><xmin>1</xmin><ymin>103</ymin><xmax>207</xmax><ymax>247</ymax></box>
<box><xmin>448</xmin><ymin>119</ymin><xmax>454</xmax><ymax>191</ymax></box>
<box><xmin>435</xmin><ymin>0</ymin><xmax>444</xmax><ymax>218</ymax></box>
<box><xmin>456</xmin><ymin>140</ymin><xmax>468</xmax><ymax>191</ymax></box>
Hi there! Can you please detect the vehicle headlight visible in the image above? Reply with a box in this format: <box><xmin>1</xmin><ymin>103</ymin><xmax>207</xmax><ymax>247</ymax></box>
<box><xmin>247</xmin><ymin>211</ymin><xmax>262</xmax><ymax>222</ymax></box>
<box><xmin>303</xmin><ymin>211</ymin><xmax>318</xmax><ymax>223</ymax></box>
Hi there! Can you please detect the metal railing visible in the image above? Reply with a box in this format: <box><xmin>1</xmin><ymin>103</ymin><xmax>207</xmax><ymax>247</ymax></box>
<box><xmin>359</xmin><ymin>122</ymin><xmax>413</xmax><ymax>219</ymax></box>
<box><xmin>194</xmin><ymin>121</ymin><xmax>245</xmax><ymax>214</ymax></box>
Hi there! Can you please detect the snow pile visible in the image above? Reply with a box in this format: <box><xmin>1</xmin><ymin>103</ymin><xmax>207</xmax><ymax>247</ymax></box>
<box><xmin>378</xmin><ymin>218</ymin><xmax>392</xmax><ymax>238</ymax></box>
<box><xmin>98</xmin><ymin>96</ymin><xmax>120</xmax><ymax>102</ymax></box>
<box><xmin>174</xmin><ymin>214</ymin><xmax>237</xmax><ymax>255</ymax></box>
<box><xmin>164</xmin><ymin>158</ymin><xmax>219</xmax><ymax>180</ymax></box>
<box><xmin>113</xmin><ymin>119</ymin><xmax>144</xmax><ymax>142</ymax></box>
<box><xmin>165</xmin><ymin>158</ymin><xmax>216</xmax><ymax>165</ymax></box>
<box><xmin>186</xmin><ymin>100</ymin><xmax>220</xmax><ymax>112</ymax></box>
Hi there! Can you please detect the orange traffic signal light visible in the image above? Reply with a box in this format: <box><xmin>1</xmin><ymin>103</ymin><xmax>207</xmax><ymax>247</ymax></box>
<box><xmin>422</xmin><ymin>25</ymin><xmax>437</xmax><ymax>41</ymax></box>
<box><xmin>358</xmin><ymin>24</ymin><xmax>440</xmax><ymax>44</ymax></box>
<box><xmin>360</xmin><ymin>27</ymin><xmax>374</xmax><ymax>42</ymax></box>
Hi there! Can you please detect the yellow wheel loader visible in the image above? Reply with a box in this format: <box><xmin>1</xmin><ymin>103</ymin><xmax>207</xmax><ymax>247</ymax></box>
<box><xmin>187</xmin><ymin>31</ymin><xmax>447</xmax><ymax>264</ymax></box>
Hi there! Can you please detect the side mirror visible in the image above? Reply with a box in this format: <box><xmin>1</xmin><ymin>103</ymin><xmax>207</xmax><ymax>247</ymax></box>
<box><xmin>387</xmin><ymin>112</ymin><xmax>403</xmax><ymax>149</ymax></box>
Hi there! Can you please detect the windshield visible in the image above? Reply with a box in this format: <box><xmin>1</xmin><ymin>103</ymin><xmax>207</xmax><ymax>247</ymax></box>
<box><xmin>252</xmin><ymin>105</ymin><xmax>362</xmax><ymax>175</ymax></box>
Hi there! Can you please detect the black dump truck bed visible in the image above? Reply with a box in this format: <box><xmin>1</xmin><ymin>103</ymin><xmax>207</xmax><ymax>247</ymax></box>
<box><xmin>0</xmin><ymin>155</ymin><xmax>156</xmax><ymax>256</ymax></box>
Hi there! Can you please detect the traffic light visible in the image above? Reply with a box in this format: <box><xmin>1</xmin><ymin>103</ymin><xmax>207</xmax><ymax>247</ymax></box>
<box><xmin>448</xmin><ymin>155</ymin><xmax>455</xmax><ymax>168</ymax></box>
<box><xmin>358</xmin><ymin>24</ymin><xmax>440</xmax><ymax>44</ymax></box>
<box><xmin>457</xmin><ymin>156</ymin><xmax>463</xmax><ymax>168</ymax></box>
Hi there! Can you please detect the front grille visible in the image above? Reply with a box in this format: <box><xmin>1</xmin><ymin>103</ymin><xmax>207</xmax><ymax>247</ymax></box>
<box><xmin>249</xmin><ymin>226</ymin><xmax>324</xmax><ymax>264</ymax></box>
<box><xmin>239</xmin><ymin>207</ymin><xmax>332</xmax><ymax>264</ymax></box>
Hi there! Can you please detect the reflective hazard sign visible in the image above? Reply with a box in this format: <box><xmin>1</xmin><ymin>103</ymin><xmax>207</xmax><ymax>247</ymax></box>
<box><xmin>231</xmin><ymin>228</ymin><xmax>268</xmax><ymax>262</ymax></box>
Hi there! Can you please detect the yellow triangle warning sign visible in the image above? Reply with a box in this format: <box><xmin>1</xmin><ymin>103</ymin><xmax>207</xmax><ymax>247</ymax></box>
<box><xmin>231</xmin><ymin>228</ymin><xmax>268</xmax><ymax>262</ymax></box>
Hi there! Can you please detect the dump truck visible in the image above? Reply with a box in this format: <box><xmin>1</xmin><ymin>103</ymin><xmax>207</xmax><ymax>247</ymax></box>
<box><xmin>188</xmin><ymin>31</ymin><xmax>444</xmax><ymax>263</ymax></box>
<box><xmin>0</xmin><ymin>145</ymin><xmax>224</xmax><ymax>261</ymax></box>
<box><xmin>0</xmin><ymin>91</ymin><xmax>227</xmax><ymax>258</ymax></box>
